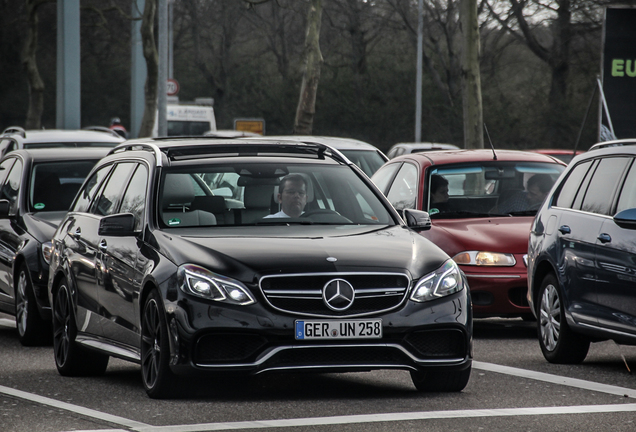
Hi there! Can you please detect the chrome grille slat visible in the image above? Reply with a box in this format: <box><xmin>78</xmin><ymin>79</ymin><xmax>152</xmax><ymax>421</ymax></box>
<box><xmin>259</xmin><ymin>272</ymin><xmax>411</xmax><ymax>318</ymax></box>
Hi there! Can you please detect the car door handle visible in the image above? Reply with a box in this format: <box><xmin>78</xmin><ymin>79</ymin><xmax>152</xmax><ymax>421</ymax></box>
<box><xmin>597</xmin><ymin>233</ymin><xmax>611</xmax><ymax>243</ymax></box>
<box><xmin>99</xmin><ymin>239</ymin><xmax>108</xmax><ymax>252</ymax></box>
<box><xmin>558</xmin><ymin>225</ymin><xmax>571</xmax><ymax>235</ymax></box>
<box><xmin>70</xmin><ymin>227</ymin><xmax>81</xmax><ymax>239</ymax></box>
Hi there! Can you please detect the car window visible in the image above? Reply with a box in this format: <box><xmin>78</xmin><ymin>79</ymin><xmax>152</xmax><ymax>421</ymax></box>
<box><xmin>386</xmin><ymin>163</ymin><xmax>418</xmax><ymax>210</ymax></box>
<box><xmin>339</xmin><ymin>150</ymin><xmax>386</xmax><ymax>177</ymax></box>
<box><xmin>159</xmin><ymin>163</ymin><xmax>394</xmax><ymax>227</ymax></box>
<box><xmin>1</xmin><ymin>158</ymin><xmax>23</xmax><ymax>214</ymax></box>
<box><xmin>579</xmin><ymin>157</ymin><xmax>631</xmax><ymax>216</ymax></box>
<box><xmin>92</xmin><ymin>163</ymin><xmax>136</xmax><ymax>216</ymax></box>
<box><xmin>371</xmin><ymin>163</ymin><xmax>401</xmax><ymax>194</ymax></box>
<box><xmin>429</xmin><ymin>162</ymin><xmax>565</xmax><ymax>217</ymax></box>
<box><xmin>616</xmin><ymin>158</ymin><xmax>636</xmax><ymax>214</ymax></box>
<box><xmin>555</xmin><ymin>160</ymin><xmax>593</xmax><ymax>209</ymax></box>
<box><xmin>0</xmin><ymin>157</ymin><xmax>16</xmax><ymax>187</ymax></box>
<box><xmin>30</xmin><ymin>160</ymin><xmax>98</xmax><ymax>212</ymax></box>
<box><xmin>120</xmin><ymin>164</ymin><xmax>148</xmax><ymax>230</ymax></box>
<box><xmin>72</xmin><ymin>165</ymin><xmax>114</xmax><ymax>213</ymax></box>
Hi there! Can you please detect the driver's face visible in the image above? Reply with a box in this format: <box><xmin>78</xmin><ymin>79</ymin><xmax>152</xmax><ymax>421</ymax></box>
<box><xmin>526</xmin><ymin>184</ymin><xmax>547</xmax><ymax>205</ymax></box>
<box><xmin>279</xmin><ymin>179</ymin><xmax>307</xmax><ymax>217</ymax></box>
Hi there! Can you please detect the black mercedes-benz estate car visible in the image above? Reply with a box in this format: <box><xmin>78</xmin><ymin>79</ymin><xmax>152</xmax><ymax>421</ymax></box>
<box><xmin>0</xmin><ymin>148</ymin><xmax>110</xmax><ymax>345</ymax></box>
<box><xmin>48</xmin><ymin>137</ymin><xmax>472</xmax><ymax>398</ymax></box>
<box><xmin>528</xmin><ymin>139</ymin><xmax>636</xmax><ymax>364</ymax></box>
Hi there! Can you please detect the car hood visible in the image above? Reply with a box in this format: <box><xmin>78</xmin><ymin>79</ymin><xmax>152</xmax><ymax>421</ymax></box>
<box><xmin>23</xmin><ymin>211</ymin><xmax>67</xmax><ymax>243</ymax></box>
<box><xmin>152</xmin><ymin>225</ymin><xmax>450</xmax><ymax>282</ymax></box>
<box><xmin>422</xmin><ymin>216</ymin><xmax>533</xmax><ymax>257</ymax></box>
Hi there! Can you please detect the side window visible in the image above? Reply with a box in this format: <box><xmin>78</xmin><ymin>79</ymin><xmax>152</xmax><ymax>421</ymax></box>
<box><xmin>554</xmin><ymin>160</ymin><xmax>593</xmax><ymax>209</ymax></box>
<box><xmin>73</xmin><ymin>165</ymin><xmax>113</xmax><ymax>213</ymax></box>
<box><xmin>371</xmin><ymin>163</ymin><xmax>401</xmax><ymax>194</ymax></box>
<box><xmin>0</xmin><ymin>158</ymin><xmax>16</xmax><ymax>188</ymax></box>
<box><xmin>120</xmin><ymin>164</ymin><xmax>148</xmax><ymax>230</ymax></box>
<box><xmin>616</xmin><ymin>159</ymin><xmax>636</xmax><ymax>214</ymax></box>
<box><xmin>1</xmin><ymin>158</ymin><xmax>23</xmax><ymax>213</ymax></box>
<box><xmin>386</xmin><ymin>163</ymin><xmax>418</xmax><ymax>210</ymax></box>
<box><xmin>580</xmin><ymin>157</ymin><xmax>631</xmax><ymax>216</ymax></box>
<box><xmin>92</xmin><ymin>163</ymin><xmax>136</xmax><ymax>216</ymax></box>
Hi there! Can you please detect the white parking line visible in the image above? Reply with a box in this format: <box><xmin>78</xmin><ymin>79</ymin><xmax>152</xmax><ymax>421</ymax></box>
<box><xmin>2</xmin><ymin>361</ymin><xmax>635</xmax><ymax>432</ymax></box>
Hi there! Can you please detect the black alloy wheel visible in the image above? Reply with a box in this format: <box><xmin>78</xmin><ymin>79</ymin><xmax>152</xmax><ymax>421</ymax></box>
<box><xmin>52</xmin><ymin>279</ymin><xmax>109</xmax><ymax>376</ymax></box>
<box><xmin>537</xmin><ymin>273</ymin><xmax>590</xmax><ymax>364</ymax></box>
<box><xmin>15</xmin><ymin>264</ymin><xmax>50</xmax><ymax>346</ymax></box>
<box><xmin>141</xmin><ymin>290</ymin><xmax>176</xmax><ymax>399</ymax></box>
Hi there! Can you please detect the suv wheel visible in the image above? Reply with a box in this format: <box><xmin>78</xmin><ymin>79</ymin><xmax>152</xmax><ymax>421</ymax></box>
<box><xmin>15</xmin><ymin>264</ymin><xmax>50</xmax><ymax>346</ymax></box>
<box><xmin>141</xmin><ymin>290</ymin><xmax>176</xmax><ymax>399</ymax></box>
<box><xmin>537</xmin><ymin>273</ymin><xmax>590</xmax><ymax>364</ymax></box>
<box><xmin>53</xmin><ymin>279</ymin><xmax>109</xmax><ymax>376</ymax></box>
<box><xmin>410</xmin><ymin>367</ymin><xmax>471</xmax><ymax>392</ymax></box>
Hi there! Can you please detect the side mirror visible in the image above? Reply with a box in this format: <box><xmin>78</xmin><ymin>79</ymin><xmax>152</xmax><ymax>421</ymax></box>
<box><xmin>0</xmin><ymin>199</ymin><xmax>10</xmax><ymax>217</ymax></box>
<box><xmin>98</xmin><ymin>213</ymin><xmax>136</xmax><ymax>236</ymax></box>
<box><xmin>401</xmin><ymin>208</ymin><xmax>432</xmax><ymax>231</ymax></box>
<box><xmin>613</xmin><ymin>208</ymin><xmax>636</xmax><ymax>230</ymax></box>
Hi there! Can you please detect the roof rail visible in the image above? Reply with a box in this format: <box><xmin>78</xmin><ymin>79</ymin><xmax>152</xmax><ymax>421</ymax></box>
<box><xmin>2</xmin><ymin>126</ymin><xmax>26</xmax><ymax>138</ymax></box>
<box><xmin>82</xmin><ymin>126</ymin><xmax>123</xmax><ymax>138</ymax></box>
<box><xmin>108</xmin><ymin>142</ymin><xmax>164</xmax><ymax>167</ymax></box>
<box><xmin>588</xmin><ymin>139</ymin><xmax>636</xmax><ymax>151</ymax></box>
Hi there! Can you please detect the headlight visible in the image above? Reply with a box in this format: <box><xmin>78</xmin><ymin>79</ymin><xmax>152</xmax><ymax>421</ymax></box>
<box><xmin>452</xmin><ymin>251</ymin><xmax>516</xmax><ymax>266</ymax></box>
<box><xmin>177</xmin><ymin>264</ymin><xmax>256</xmax><ymax>306</ymax></box>
<box><xmin>42</xmin><ymin>241</ymin><xmax>53</xmax><ymax>265</ymax></box>
<box><xmin>411</xmin><ymin>260</ymin><xmax>463</xmax><ymax>302</ymax></box>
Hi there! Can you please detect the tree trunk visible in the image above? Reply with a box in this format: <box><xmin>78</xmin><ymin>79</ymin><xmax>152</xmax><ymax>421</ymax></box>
<box><xmin>292</xmin><ymin>0</ymin><xmax>323</xmax><ymax>135</ymax></box>
<box><xmin>460</xmin><ymin>0</ymin><xmax>483</xmax><ymax>149</ymax></box>
<box><xmin>22</xmin><ymin>0</ymin><xmax>49</xmax><ymax>130</ymax></box>
<box><xmin>139</xmin><ymin>0</ymin><xmax>158</xmax><ymax>138</ymax></box>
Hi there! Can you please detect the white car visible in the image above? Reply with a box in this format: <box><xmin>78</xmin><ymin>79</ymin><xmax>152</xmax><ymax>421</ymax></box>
<box><xmin>0</xmin><ymin>127</ymin><xmax>125</xmax><ymax>159</ymax></box>
<box><xmin>248</xmin><ymin>135</ymin><xmax>389</xmax><ymax>177</ymax></box>
<box><xmin>387</xmin><ymin>142</ymin><xmax>460</xmax><ymax>159</ymax></box>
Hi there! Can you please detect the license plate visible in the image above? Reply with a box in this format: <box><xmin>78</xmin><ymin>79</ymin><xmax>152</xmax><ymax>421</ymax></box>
<box><xmin>295</xmin><ymin>319</ymin><xmax>382</xmax><ymax>340</ymax></box>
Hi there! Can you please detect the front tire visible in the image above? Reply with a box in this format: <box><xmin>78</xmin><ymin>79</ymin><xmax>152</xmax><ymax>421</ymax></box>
<box><xmin>15</xmin><ymin>264</ymin><xmax>51</xmax><ymax>346</ymax></box>
<box><xmin>52</xmin><ymin>279</ymin><xmax>109</xmax><ymax>376</ymax></box>
<box><xmin>410</xmin><ymin>367</ymin><xmax>471</xmax><ymax>392</ymax></box>
<box><xmin>141</xmin><ymin>290</ymin><xmax>176</xmax><ymax>399</ymax></box>
<box><xmin>537</xmin><ymin>273</ymin><xmax>590</xmax><ymax>364</ymax></box>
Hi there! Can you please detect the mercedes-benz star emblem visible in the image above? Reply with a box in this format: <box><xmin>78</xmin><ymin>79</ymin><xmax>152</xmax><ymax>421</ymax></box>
<box><xmin>323</xmin><ymin>278</ymin><xmax>355</xmax><ymax>311</ymax></box>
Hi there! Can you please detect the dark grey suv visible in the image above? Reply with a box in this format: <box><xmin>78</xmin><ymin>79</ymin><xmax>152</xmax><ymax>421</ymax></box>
<box><xmin>528</xmin><ymin>139</ymin><xmax>636</xmax><ymax>363</ymax></box>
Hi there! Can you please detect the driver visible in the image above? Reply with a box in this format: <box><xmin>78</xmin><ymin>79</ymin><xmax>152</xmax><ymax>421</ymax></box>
<box><xmin>265</xmin><ymin>174</ymin><xmax>307</xmax><ymax>218</ymax></box>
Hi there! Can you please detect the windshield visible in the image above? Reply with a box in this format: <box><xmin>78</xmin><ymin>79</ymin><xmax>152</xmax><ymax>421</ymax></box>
<box><xmin>159</xmin><ymin>163</ymin><xmax>394</xmax><ymax>227</ymax></box>
<box><xmin>30</xmin><ymin>160</ymin><xmax>98</xmax><ymax>212</ymax></box>
<box><xmin>428</xmin><ymin>161</ymin><xmax>565</xmax><ymax>218</ymax></box>
<box><xmin>339</xmin><ymin>149</ymin><xmax>386</xmax><ymax>177</ymax></box>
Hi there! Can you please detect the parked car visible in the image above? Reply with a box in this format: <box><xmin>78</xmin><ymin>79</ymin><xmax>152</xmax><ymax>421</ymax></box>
<box><xmin>0</xmin><ymin>127</ymin><xmax>125</xmax><ymax>159</ymax></box>
<box><xmin>47</xmin><ymin>137</ymin><xmax>472</xmax><ymax>398</ymax></box>
<box><xmin>386</xmin><ymin>142</ymin><xmax>460</xmax><ymax>159</ymax></box>
<box><xmin>529</xmin><ymin>149</ymin><xmax>584</xmax><ymax>164</ymax></box>
<box><xmin>372</xmin><ymin>149</ymin><xmax>566</xmax><ymax>319</ymax></box>
<box><xmin>245</xmin><ymin>135</ymin><xmax>388</xmax><ymax>177</ymax></box>
<box><xmin>0</xmin><ymin>148</ymin><xmax>111</xmax><ymax>345</ymax></box>
<box><xmin>528</xmin><ymin>139</ymin><xmax>636</xmax><ymax>363</ymax></box>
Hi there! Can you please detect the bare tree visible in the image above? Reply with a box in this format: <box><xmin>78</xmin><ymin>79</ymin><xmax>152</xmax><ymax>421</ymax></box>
<box><xmin>22</xmin><ymin>0</ymin><xmax>53</xmax><ymax>129</ymax></box>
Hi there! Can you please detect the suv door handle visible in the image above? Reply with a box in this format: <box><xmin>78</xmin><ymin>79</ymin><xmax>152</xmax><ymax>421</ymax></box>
<box><xmin>70</xmin><ymin>227</ymin><xmax>81</xmax><ymax>239</ymax></box>
<box><xmin>558</xmin><ymin>225</ymin><xmax>571</xmax><ymax>235</ymax></box>
<box><xmin>99</xmin><ymin>239</ymin><xmax>108</xmax><ymax>252</ymax></box>
<box><xmin>597</xmin><ymin>233</ymin><xmax>612</xmax><ymax>243</ymax></box>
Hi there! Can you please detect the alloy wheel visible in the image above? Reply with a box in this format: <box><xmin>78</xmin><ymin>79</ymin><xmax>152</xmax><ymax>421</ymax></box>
<box><xmin>53</xmin><ymin>285</ymin><xmax>72</xmax><ymax>368</ymax></box>
<box><xmin>15</xmin><ymin>271</ymin><xmax>29</xmax><ymax>337</ymax></box>
<box><xmin>141</xmin><ymin>298</ymin><xmax>161</xmax><ymax>389</ymax></box>
<box><xmin>539</xmin><ymin>282</ymin><xmax>560</xmax><ymax>351</ymax></box>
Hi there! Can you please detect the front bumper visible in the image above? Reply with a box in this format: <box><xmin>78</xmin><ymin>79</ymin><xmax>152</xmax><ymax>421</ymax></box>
<box><xmin>163</xmin><ymin>289</ymin><xmax>472</xmax><ymax>376</ymax></box>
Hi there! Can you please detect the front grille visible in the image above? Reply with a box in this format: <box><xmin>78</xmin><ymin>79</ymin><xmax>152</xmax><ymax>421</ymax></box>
<box><xmin>260</xmin><ymin>273</ymin><xmax>410</xmax><ymax>318</ymax></box>
<box><xmin>403</xmin><ymin>329</ymin><xmax>467</xmax><ymax>359</ymax></box>
<box><xmin>267</xmin><ymin>346</ymin><xmax>409</xmax><ymax>367</ymax></box>
<box><xmin>195</xmin><ymin>333</ymin><xmax>268</xmax><ymax>363</ymax></box>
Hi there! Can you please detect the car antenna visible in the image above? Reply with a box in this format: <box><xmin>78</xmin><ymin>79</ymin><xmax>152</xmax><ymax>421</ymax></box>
<box><xmin>484</xmin><ymin>123</ymin><xmax>497</xmax><ymax>160</ymax></box>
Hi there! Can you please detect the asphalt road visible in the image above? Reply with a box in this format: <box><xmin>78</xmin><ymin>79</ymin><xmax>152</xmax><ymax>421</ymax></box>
<box><xmin>1</xmin><ymin>313</ymin><xmax>636</xmax><ymax>432</ymax></box>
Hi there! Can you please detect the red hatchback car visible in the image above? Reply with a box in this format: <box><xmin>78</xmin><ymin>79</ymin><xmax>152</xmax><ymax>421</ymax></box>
<box><xmin>371</xmin><ymin>149</ymin><xmax>566</xmax><ymax>318</ymax></box>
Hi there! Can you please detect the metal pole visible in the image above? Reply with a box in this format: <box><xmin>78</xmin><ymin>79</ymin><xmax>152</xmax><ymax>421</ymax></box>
<box><xmin>169</xmin><ymin>0</ymin><xmax>174</xmax><ymax>79</ymax></box>
<box><xmin>415</xmin><ymin>0</ymin><xmax>423</xmax><ymax>143</ymax></box>
<box><xmin>56</xmin><ymin>0</ymin><xmax>81</xmax><ymax>129</ymax></box>
<box><xmin>130</xmin><ymin>0</ymin><xmax>146</xmax><ymax>139</ymax></box>
<box><xmin>158</xmin><ymin>0</ymin><xmax>168</xmax><ymax>136</ymax></box>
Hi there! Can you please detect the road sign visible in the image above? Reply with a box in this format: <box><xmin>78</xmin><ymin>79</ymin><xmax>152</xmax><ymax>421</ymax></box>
<box><xmin>234</xmin><ymin>118</ymin><xmax>265</xmax><ymax>135</ymax></box>
<box><xmin>167</xmin><ymin>79</ymin><xmax>180</xmax><ymax>96</ymax></box>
